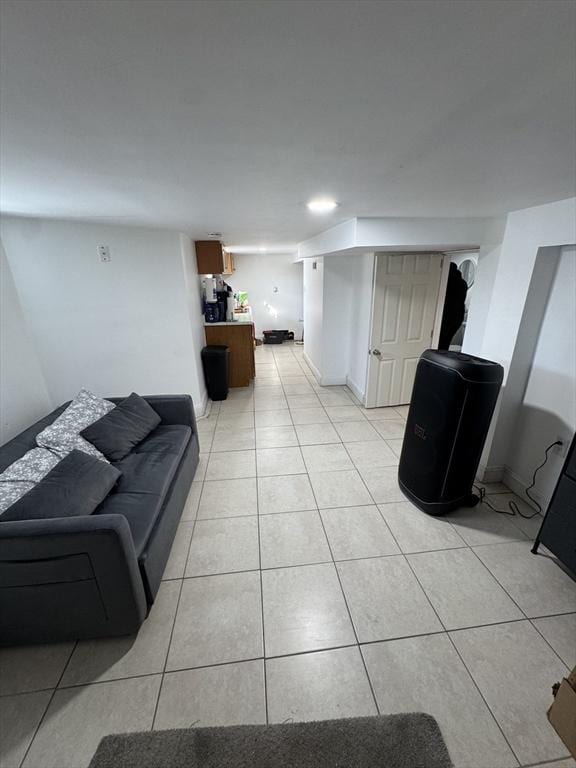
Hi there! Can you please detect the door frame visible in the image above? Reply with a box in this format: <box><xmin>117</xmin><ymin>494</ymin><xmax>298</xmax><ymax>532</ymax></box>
<box><xmin>364</xmin><ymin>251</ymin><xmax>451</xmax><ymax>408</ymax></box>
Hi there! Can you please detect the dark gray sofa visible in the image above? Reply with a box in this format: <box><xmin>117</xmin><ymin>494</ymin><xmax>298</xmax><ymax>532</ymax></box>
<box><xmin>0</xmin><ymin>395</ymin><xmax>199</xmax><ymax>646</ymax></box>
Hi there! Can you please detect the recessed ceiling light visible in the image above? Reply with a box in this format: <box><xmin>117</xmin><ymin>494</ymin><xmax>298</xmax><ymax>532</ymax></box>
<box><xmin>307</xmin><ymin>198</ymin><xmax>338</xmax><ymax>213</ymax></box>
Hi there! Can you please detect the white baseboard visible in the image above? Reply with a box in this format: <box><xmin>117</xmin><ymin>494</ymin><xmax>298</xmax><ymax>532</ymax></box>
<box><xmin>476</xmin><ymin>463</ymin><xmax>505</xmax><ymax>483</ymax></box>
<box><xmin>194</xmin><ymin>390</ymin><xmax>209</xmax><ymax>419</ymax></box>
<box><xmin>503</xmin><ymin>466</ymin><xmax>547</xmax><ymax>511</ymax></box>
<box><xmin>320</xmin><ymin>376</ymin><xmax>347</xmax><ymax>386</ymax></box>
<box><xmin>346</xmin><ymin>376</ymin><xmax>365</xmax><ymax>405</ymax></box>
<box><xmin>303</xmin><ymin>352</ymin><xmax>322</xmax><ymax>383</ymax></box>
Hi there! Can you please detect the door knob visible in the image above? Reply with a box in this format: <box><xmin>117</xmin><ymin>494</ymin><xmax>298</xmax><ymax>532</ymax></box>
<box><xmin>372</xmin><ymin>349</ymin><xmax>381</xmax><ymax>357</ymax></box>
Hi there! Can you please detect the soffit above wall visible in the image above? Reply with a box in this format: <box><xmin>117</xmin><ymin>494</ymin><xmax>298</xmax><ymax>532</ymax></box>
<box><xmin>297</xmin><ymin>217</ymin><xmax>505</xmax><ymax>259</ymax></box>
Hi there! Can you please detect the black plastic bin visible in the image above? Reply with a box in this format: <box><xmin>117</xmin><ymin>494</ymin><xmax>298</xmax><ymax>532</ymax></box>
<box><xmin>263</xmin><ymin>330</ymin><xmax>294</xmax><ymax>344</ymax></box>
<box><xmin>201</xmin><ymin>345</ymin><xmax>229</xmax><ymax>401</ymax></box>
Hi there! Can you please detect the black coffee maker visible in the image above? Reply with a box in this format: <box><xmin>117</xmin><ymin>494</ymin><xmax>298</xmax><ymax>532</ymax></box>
<box><xmin>215</xmin><ymin>290</ymin><xmax>228</xmax><ymax>322</ymax></box>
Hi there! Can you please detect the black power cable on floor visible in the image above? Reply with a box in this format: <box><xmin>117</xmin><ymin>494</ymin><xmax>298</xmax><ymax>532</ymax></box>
<box><xmin>473</xmin><ymin>440</ymin><xmax>562</xmax><ymax>520</ymax></box>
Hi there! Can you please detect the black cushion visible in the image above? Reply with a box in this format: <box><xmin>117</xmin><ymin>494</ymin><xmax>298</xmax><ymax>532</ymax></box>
<box><xmin>1</xmin><ymin>450</ymin><xmax>121</xmax><ymax>522</ymax></box>
<box><xmin>95</xmin><ymin>425</ymin><xmax>191</xmax><ymax>554</ymax></box>
<box><xmin>81</xmin><ymin>393</ymin><xmax>161</xmax><ymax>462</ymax></box>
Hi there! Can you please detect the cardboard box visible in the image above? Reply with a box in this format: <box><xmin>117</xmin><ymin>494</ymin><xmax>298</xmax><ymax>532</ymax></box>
<box><xmin>548</xmin><ymin>666</ymin><xmax>576</xmax><ymax>758</ymax></box>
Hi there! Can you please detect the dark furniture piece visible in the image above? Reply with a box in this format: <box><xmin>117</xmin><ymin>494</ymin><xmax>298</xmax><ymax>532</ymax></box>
<box><xmin>399</xmin><ymin>350</ymin><xmax>503</xmax><ymax>515</ymax></box>
<box><xmin>201</xmin><ymin>345</ymin><xmax>230</xmax><ymax>401</ymax></box>
<box><xmin>0</xmin><ymin>395</ymin><xmax>199</xmax><ymax>646</ymax></box>
<box><xmin>532</xmin><ymin>433</ymin><xmax>576</xmax><ymax>575</ymax></box>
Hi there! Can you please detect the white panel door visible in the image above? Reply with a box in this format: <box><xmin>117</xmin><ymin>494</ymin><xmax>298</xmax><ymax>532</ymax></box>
<box><xmin>366</xmin><ymin>253</ymin><xmax>444</xmax><ymax>407</ymax></box>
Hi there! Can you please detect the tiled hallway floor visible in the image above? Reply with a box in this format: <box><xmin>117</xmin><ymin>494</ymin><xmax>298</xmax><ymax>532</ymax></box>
<box><xmin>2</xmin><ymin>343</ymin><xmax>576</xmax><ymax>768</ymax></box>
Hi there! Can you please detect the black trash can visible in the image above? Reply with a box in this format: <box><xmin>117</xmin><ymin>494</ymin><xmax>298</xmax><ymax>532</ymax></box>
<box><xmin>201</xmin><ymin>345</ymin><xmax>229</xmax><ymax>401</ymax></box>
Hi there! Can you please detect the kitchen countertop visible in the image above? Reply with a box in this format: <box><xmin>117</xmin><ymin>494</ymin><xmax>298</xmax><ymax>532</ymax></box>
<box><xmin>204</xmin><ymin>321</ymin><xmax>253</xmax><ymax>326</ymax></box>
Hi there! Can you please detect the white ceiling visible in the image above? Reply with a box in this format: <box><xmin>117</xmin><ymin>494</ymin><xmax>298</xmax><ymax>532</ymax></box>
<box><xmin>1</xmin><ymin>0</ymin><xmax>575</xmax><ymax>249</ymax></box>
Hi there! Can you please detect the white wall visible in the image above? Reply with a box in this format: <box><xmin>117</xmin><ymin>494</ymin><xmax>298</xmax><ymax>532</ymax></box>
<box><xmin>463</xmin><ymin>197</ymin><xmax>576</xmax><ymax>480</ymax></box>
<box><xmin>321</xmin><ymin>254</ymin><xmax>353</xmax><ymax>385</ymax></box>
<box><xmin>299</xmin><ymin>215</ymin><xmax>506</xmax><ymax>398</ymax></box>
<box><xmin>0</xmin><ymin>242</ymin><xmax>52</xmax><ymax>444</ymax></box>
<box><xmin>180</xmin><ymin>233</ymin><xmax>210</xmax><ymax>413</ymax></box>
<box><xmin>474</xmin><ymin>198</ymin><xmax>576</xmax><ymax>374</ymax></box>
<box><xmin>230</xmin><ymin>253</ymin><xmax>303</xmax><ymax>340</ymax></box>
<box><xmin>504</xmin><ymin>246</ymin><xmax>576</xmax><ymax>504</ymax></box>
<box><xmin>346</xmin><ymin>253</ymin><xmax>375</xmax><ymax>401</ymax></box>
<box><xmin>461</xmin><ymin>244</ymin><xmax>501</xmax><ymax>355</ymax></box>
<box><xmin>302</xmin><ymin>257</ymin><xmax>324</xmax><ymax>379</ymax></box>
<box><xmin>320</xmin><ymin>252</ymin><xmax>375</xmax><ymax>396</ymax></box>
<box><xmin>0</xmin><ymin>217</ymin><xmax>207</xmax><ymax>415</ymax></box>
<box><xmin>302</xmin><ymin>252</ymin><xmax>374</xmax><ymax>397</ymax></box>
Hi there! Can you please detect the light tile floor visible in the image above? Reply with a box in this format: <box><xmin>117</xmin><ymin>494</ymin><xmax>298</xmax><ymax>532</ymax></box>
<box><xmin>2</xmin><ymin>343</ymin><xmax>576</xmax><ymax>768</ymax></box>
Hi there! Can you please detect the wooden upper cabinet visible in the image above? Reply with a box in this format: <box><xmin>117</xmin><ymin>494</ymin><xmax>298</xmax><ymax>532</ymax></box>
<box><xmin>223</xmin><ymin>250</ymin><xmax>235</xmax><ymax>275</ymax></box>
<box><xmin>195</xmin><ymin>240</ymin><xmax>235</xmax><ymax>275</ymax></box>
<box><xmin>195</xmin><ymin>240</ymin><xmax>224</xmax><ymax>274</ymax></box>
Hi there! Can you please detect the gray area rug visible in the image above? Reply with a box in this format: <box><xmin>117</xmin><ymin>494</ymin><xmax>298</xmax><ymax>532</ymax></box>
<box><xmin>89</xmin><ymin>713</ymin><xmax>452</xmax><ymax>768</ymax></box>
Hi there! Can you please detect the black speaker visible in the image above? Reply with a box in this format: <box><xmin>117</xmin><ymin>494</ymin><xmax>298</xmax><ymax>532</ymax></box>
<box><xmin>398</xmin><ymin>350</ymin><xmax>504</xmax><ymax>515</ymax></box>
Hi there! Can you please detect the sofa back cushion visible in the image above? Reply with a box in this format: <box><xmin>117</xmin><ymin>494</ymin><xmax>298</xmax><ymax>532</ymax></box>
<box><xmin>1</xmin><ymin>450</ymin><xmax>121</xmax><ymax>522</ymax></box>
<box><xmin>36</xmin><ymin>389</ymin><xmax>114</xmax><ymax>461</ymax></box>
<box><xmin>81</xmin><ymin>393</ymin><xmax>161</xmax><ymax>462</ymax></box>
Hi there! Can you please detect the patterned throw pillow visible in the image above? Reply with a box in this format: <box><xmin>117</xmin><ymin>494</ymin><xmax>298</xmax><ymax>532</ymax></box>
<box><xmin>36</xmin><ymin>388</ymin><xmax>114</xmax><ymax>461</ymax></box>
<box><xmin>0</xmin><ymin>447</ymin><xmax>61</xmax><ymax>515</ymax></box>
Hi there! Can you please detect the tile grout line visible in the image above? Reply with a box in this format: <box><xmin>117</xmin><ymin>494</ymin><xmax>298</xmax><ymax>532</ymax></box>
<box><xmin>467</xmin><ymin>548</ymin><xmax>572</xmax><ymax>673</ymax></box>
<box><xmin>151</xmin><ymin>435</ymin><xmax>207</xmax><ymax>731</ymax></box>
<box><xmin>528</xmin><ymin>616</ymin><xmax>573</xmax><ymax>671</ymax></box>
<box><xmin>360</xmin><ymin>501</ymin><xmax>523</xmax><ymax>766</ymax></box>
<box><xmin>254</xmin><ymin>423</ymin><xmax>270</xmax><ymax>726</ymax></box>
<box><xmin>8</xmin><ymin>608</ymin><xmax>575</xmax><ymax>702</ymax></box>
<box><xmin>163</xmin><ymin>542</ymin><xmax>477</xmax><ymax>580</ymax></box>
<box><xmin>401</xmin><ymin>542</ymin><xmax>524</xmax><ymax>766</ymax></box>
<box><xmin>18</xmin><ymin>640</ymin><xmax>78</xmax><ymax>767</ymax></box>
<box><xmin>303</xmin><ymin>453</ymin><xmax>382</xmax><ymax>717</ymax></box>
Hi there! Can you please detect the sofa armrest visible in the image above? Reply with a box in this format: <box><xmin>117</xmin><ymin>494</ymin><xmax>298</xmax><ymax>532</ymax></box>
<box><xmin>144</xmin><ymin>394</ymin><xmax>196</xmax><ymax>430</ymax></box>
<box><xmin>0</xmin><ymin>514</ymin><xmax>147</xmax><ymax>644</ymax></box>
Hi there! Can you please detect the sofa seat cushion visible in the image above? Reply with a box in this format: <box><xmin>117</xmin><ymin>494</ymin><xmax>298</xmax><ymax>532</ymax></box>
<box><xmin>94</xmin><ymin>425</ymin><xmax>191</xmax><ymax>555</ymax></box>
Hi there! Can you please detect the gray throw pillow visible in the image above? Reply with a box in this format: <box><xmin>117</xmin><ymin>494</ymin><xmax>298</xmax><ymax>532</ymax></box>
<box><xmin>1</xmin><ymin>450</ymin><xmax>122</xmax><ymax>522</ymax></box>
<box><xmin>36</xmin><ymin>388</ymin><xmax>114</xmax><ymax>461</ymax></box>
<box><xmin>0</xmin><ymin>447</ymin><xmax>61</xmax><ymax>515</ymax></box>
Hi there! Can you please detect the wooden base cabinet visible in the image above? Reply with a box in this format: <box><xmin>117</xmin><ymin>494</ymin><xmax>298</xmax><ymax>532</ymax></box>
<box><xmin>204</xmin><ymin>323</ymin><xmax>255</xmax><ymax>388</ymax></box>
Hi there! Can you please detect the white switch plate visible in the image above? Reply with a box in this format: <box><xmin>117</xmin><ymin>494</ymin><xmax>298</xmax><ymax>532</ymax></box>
<box><xmin>98</xmin><ymin>245</ymin><xmax>111</xmax><ymax>262</ymax></box>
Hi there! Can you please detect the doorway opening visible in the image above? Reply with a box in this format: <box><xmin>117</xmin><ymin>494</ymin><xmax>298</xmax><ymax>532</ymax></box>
<box><xmin>440</xmin><ymin>250</ymin><xmax>479</xmax><ymax>352</ymax></box>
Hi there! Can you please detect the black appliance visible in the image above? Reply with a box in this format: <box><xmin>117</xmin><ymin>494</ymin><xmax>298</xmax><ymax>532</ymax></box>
<box><xmin>398</xmin><ymin>350</ymin><xmax>504</xmax><ymax>515</ymax></box>
<box><xmin>532</xmin><ymin>433</ymin><xmax>576</xmax><ymax>574</ymax></box>
<box><xmin>216</xmin><ymin>290</ymin><xmax>228</xmax><ymax>322</ymax></box>
<box><xmin>204</xmin><ymin>304</ymin><xmax>219</xmax><ymax>323</ymax></box>
<box><xmin>201</xmin><ymin>345</ymin><xmax>229</xmax><ymax>401</ymax></box>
